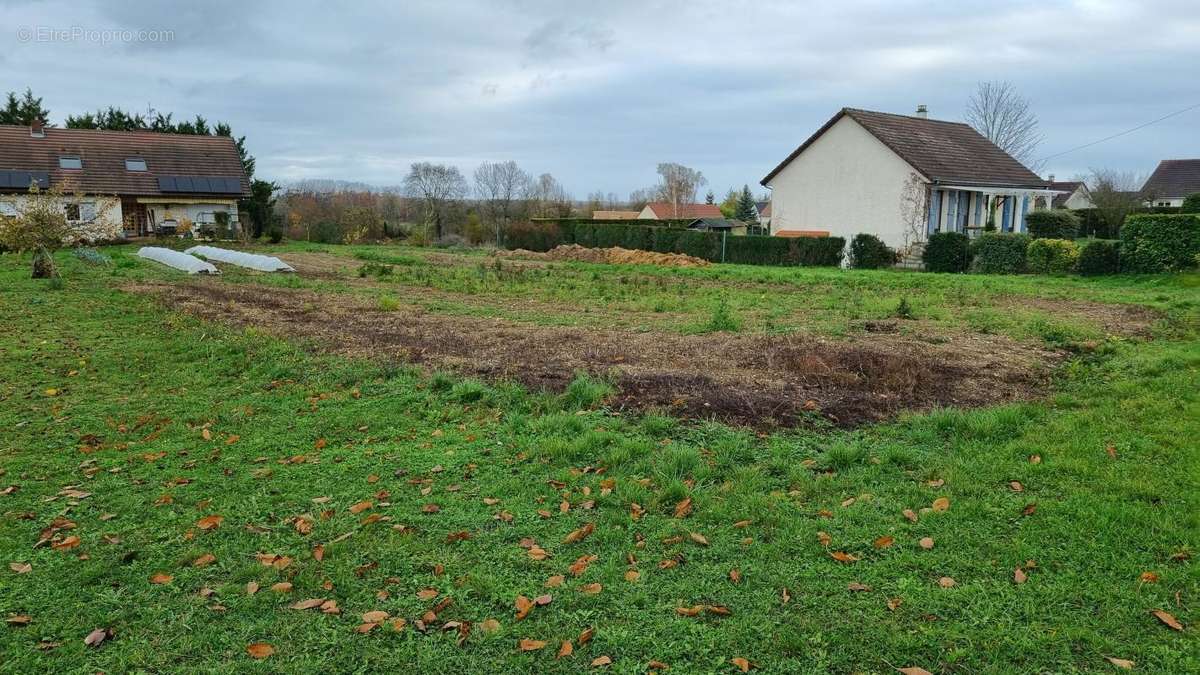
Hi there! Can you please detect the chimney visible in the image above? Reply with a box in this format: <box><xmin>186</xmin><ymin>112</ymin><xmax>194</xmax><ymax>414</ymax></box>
<box><xmin>30</xmin><ymin>119</ymin><xmax>45</xmax><ymax>138</ymax></box>
<box><xmin>915</xmin><ymin>104</ymin><xmax>928</xmax><ymax>119</ymax></box>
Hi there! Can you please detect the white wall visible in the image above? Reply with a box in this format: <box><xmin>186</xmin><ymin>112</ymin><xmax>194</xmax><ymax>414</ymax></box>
<box><xmin>0</xmin><ymin>194</ymin><xmax>124</xmax><ymax>242</ymax></box>
<box><xmin>765</xmin><ymin>115</ymin><xmax>926</xmax><ymax>249</ymax></box>
<box><xmin>1062</xmin><ymin>188</ymin><xmax>1093</xmax><ymax>210</ymax></box>
<box><xmin>1149</xmin><ymin>197</ymin><xmax>1183</xmax><ymax>208</ymax></box>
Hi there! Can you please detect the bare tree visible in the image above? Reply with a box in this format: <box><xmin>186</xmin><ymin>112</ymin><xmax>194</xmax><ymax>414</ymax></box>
<box><xmin>898</xmin><ymin>172</ymin><xmax>928</xmax><ymax>249</ymax></box>
<box><xmin>403</xmin><ymin>162</ymin><xmax>468</xmax><ymax>241</ymax></box>
<box><xmin>527</xmin><ymin>173</ymin><xmax>573</xmax><ymax>218</ymax></box>
<box><xmin>474</xmin><ymin>160</ymin><xmax>531</xmax><ymax>246</ymax></box>
<box><xmin>0</xmin><ymin>183</ymin><xmax>119</xmax><ymax>278</ymax></box>
<box><xmin>1088</xmin><ymin>168</ymin><xmax>1146</xmax><ymax>236</ymax></box>
<box><xmin>965</xmin><ymin>81</ymin><xmax>1043</xmax><ymax>168</ymax></box>
<box><xmin>654</xmin><ymin>162</ymin><xmax>707</xmax><ymax>216</ymax></box>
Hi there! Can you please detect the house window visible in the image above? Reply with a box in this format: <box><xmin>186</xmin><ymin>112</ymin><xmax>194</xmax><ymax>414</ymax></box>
<box><xmin>59</xmin><ymin>156</ymin><xmax>82</xmax><ymax>169</ymax></box>
<box><xmin>125</xmin><ymin>158</ymin><xmax>147</xmax><ymax>171</ymax></box>
<box><xmin>64</xmin><ymin>203</ymin><xmax>81</xmax><ymax>221</ymax></box>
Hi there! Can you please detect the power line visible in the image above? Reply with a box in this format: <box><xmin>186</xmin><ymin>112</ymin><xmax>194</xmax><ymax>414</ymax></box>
<box><xmin>1038</xmin><ymin>102</ymin><xmax>1200</xmax><ymax>162</ymax></box>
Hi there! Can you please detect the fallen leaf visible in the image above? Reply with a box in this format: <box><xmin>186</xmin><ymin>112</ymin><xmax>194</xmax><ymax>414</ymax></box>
<box><xmin>1139</xmin><ymin>571</ymin><xmax>1159</xmax><ymax>584</ymax></box>
<box><xmin>515</xmin><ymin>595</ymin><xmax>534</xmax><ymax>620</ymax></box>
<box><xmin>578</xmin><ymin>627</ymin><xmax>595</xmax><ymax>644</ymax></box>
<box><xmin>271</xmin><ymin>582</ymin><xmax>293</xmax><ymax>593</ymax></box>
<box><xmin>52</xmin><ymin>535</ymin><xmax>81</xmax><ymax>551</ymax></box>
<box><xmin>245</xmin><ymin>582</ymin><xmax>259</xmax><ymax>595</ymax></box>
<box><xmin>898</xmin><ymin>668</ymin><xmax>933</xmax><ymax>675</ymax></box>
<box><xmin>9</xmin><ymin>562</ymin><xmax>31</xmax><ymax>574</ymax></box>
<box><xmin>675</xmin><ymin>605</ymin><xmax>703</xmax><ymax>617</ymax></box>
<box><xmin>624</xmin><ymin>570</ymin><xmax>640</xmax><ymax>582</ymax></box>
<box><xmin>919</xmin><ymin>537</ymin><xmax>935</xmax><ymax>550</ymax></box>
<box><xmin>149</xmin><ymin>572</ymin><xmax>173</xmax><ymax>585</ymax></box>
<box><xmin>847</xmin><ymin>582</ymin><xmax>871</xmax><ymax>592</ymax></box>
<box><xmin>1106</xmin><ymin>444</ymin><xmax>1117</xmax><ymax>459</ymax></box>
<box><xmin>417</xmin><ymin>588</ymin><xmax>439</xmax><ymax>601</ymax></box>
<box><xmin>1014</xmin><ymin>568</ymin><xmax>1028</xmax><ymax>584</ymax></box>
<box><xmin>83</xmin><ymin>627</ymin><xmax>109</xmax><ymax>647</ymax></box>
<box><xmin>938</xmin><ymin>576</ymin><xmax>956</xmax><ymax>588</ymax></box>
<box><xmin>289</xmin><ymin>598</ymin><xmax>326</xmax><ymax>610</ymax></box>
<box><xmin>479</xmin><ymin>618</ymin><xmax>500</xmax><ymax>633</ymax></box>
<box><xmin>689</xmin><ymin>532</ymin><xmax>709</xmax><ymax>546</ymax></box>
<box><xmin>874</xmin><ymin>535</ymin><xmax>894</xmax><ymax>549</ymax></box>
<box><xmin>1104</xmin><ymin>656</ymin><xmax>1135</xmax><ymax>669</ymax></box>
<box><xmin>1022</xmin><ymin>503</ymin><xmax>1038</xmax><ymax>517</ymax></box>
<box><xmin>192</xmin><ymin>553</ymin><xmax>216</xmax><ymax>568</ymax></box>
<box><xmin>519</xmin><ymin>638</ymin><xmax>547</xmax><ymax>651</ymax></box>
<box><xmin>816</xmin><ymin>531</ymin><xmax>831</xmax><ymax>547</ymax></box>
<box><xmin>781</xmin><ymin>587</ymin><xmax>791</xmax><ymax>604</ymax></box>
<box><xmin>730</xmin><ymin>656</ymin><xmax>753</xmax><ymax>672</ymax></box>
<box><xmin>557</xmin><ymin>640</ymin><xmax>574</xmax><ymax>658</ymax></box>
<box><xmin>1152</xmin><ymin>609</ymin><xmax>1183</xmax><ymax>631</ymax></box>
<box><xmin>902</xmin><ymin>509</ymin><xmax>918</xmax><ymax>523</ymax></box>
<box><xmin>674</xmin><ymin>497</ymin><xmax>692</xmax><ymax>519</ymax></box>
<box><xmin>591</xmin><ymin>655</ymin><xmax>612</xmax><ymax>667</ymax></box>
<box><xmin>579</xmin><ymin>583</ymin><xmax>602</xmax><ymax>595</ymax></box>
<box><xmin>1009</xmin><ymin>481</ymin><xmax>1024</xmax><ymax>492</ymax></box>
<box><xmin>349</xmin><ymin>500</ymin><xmax>373</xmax><ymax>514</ymax></box>
<box><xmin>196</xmin><ymin>515</ymin><xmax>224</xmax><ymax>531</ymax></box>
<box><xmin>1029</xmin><ymin>454</ymin><xmax>1042</xmax><ymax>464</ymax></box>
<box><xmin>6</xmin><ymin>615</ymin><xmax>32</xmax><ymax>626</ymax></box>
<box><xmin>829</xmin><ymin>551</ymin><xmax>859</xmax><ymax>563</ymax></box>
<box><xmin>363</xmin><ymin>610</ymin><xmax>389</xmax><ymax>623</ymax></box>
<box><xmin>246</xmin><ymin>642</ymin><xmax>274</xmax><ymax>659</ymax></box>
<box><xmin>931</xmin><ymin>497</ymin><xmax>950</xmax><ymax>512</ymax></box>
<box><xmin>534</xmin><ymin>594</ymin><xmax>553</xmax><ymax>606</ymax></box>
<box><xmin>887</xmin><ymin>597</ymin><xmax>903</xmax><ymax>611</ymax></box>
<box><xmin>729</xmin><ymin>568</ymin><xmax>742</xmax><ymax>583</ymax></box>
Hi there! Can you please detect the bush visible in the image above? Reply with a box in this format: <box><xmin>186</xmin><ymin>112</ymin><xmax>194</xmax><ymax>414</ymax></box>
<box><xmin>1120</xmin><ymin>214</ymin><xmax>1200</xmax><ymax>272</ymax></box>
<box><xmin>1026</xmin><ymin>238</ymin><xmax>1079</xmax><ymax>274</ymax></box>
<box><xmin>1025</xmin><ymin>210</ymin><xmax>1079</xmax><ymax>240</ymax></box>
<box><xmin>922</xmin><ymin>232</ymin><xmax>971</xmax><ymax>273</ymax></box>
<box><xmin>1076</xmin><ymin>240</ymin><xmax>1121</xmax><ymax>276</ymax></box>
<box><xmin>308</xmin><ymin>220</ymin><xmax>344</xmax><ymax>244</ymax></box>
<box><xmin>1181</xmin><ymin>193</ymin><xmax>1200</xmax><ymax>214</ymax></box>
<box><xmin>971</xmin><ymin>233</ymin><xmax>1030</xmax><ymax>274</ymax></box>
<box><xmin>266</xmin><ymin>227</ymin><xmax>284</xmax><ymax>244</ymax></box>
<box><xmin>787</xmin><ymin>236</ymin><xmax>845</xmax><ymax>267</ymax></box>
<box><xmin>505</xmin><ymin>222</ymin><xmax>564</xmax><ymax>252</ymax></box>
<box><xmin>847</xmin><ymin>233</ymin><xmax>895</xmax><ymax>269</ymax></box>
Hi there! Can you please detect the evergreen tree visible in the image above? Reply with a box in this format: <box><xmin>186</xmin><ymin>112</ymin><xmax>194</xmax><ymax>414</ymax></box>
<box><xmin>705</xmin><ymin>189</ymin><xmax>715</xmax><ymax>204</ymax></box>
<box><xmin>734</xmin><ymin>184</ymin><xmax>758</xmax><ymax>224</ymax></box>
<box><xmin>0</xmin><ymin>88</ymin><xmax>51</xmax><ymax>125</ymax></box>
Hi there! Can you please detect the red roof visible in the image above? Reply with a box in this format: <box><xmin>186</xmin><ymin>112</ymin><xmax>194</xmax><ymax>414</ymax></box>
<box><xmin>0</xmin><ymin>124</ymin><xmax>250</xmax><ymax>197</ymax></box>
<box><xmin>642</xmin><ymin>202</ymin><xmax>723</xmax><ymax>219</ymax></box>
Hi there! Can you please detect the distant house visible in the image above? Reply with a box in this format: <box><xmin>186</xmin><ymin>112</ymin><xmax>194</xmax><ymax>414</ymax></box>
<box><xmin>0</xmin><ymin>121</ymin><xmax>250</xmax><ymax>237</ymax></box>
<box><xmin>754</xmin><ymin>200</ymin><xmax>771</xmax><ymax>229</ymax></box>
<box><xmin>1140</xmin><ymin>159</ymin><xmax>1200</xmax><ymax>207</ymax></box>
<box><xmin>687</xmin><ymin>217</ymin><xmax>748</xmax><ymax>236</ymax></box>
<box><xmin>591</xmin><ymin>210</ymin><xmax>640</xmax><ymax>220</ymax></box>
<box><xmin>637</xmin><ymin>202</ymin><xmax>723</xmax><ymax>220</ymax></box>
<box><xmin>760</xmin><ymin>106</ymin><xmax>1055</xmax><ymax>249</ymax></box>
<box><xmin>1046</xmin><ymin>177</ymin><xmax>1093</xmax><ymax>210</ymax></box>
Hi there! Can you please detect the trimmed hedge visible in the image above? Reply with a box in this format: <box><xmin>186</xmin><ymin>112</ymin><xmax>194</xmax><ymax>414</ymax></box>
<box><xmin>1026</xmin><ymin>238</ymin><xmax>1079</xmax><ymax>274</ymax></box>
<box><xmin>922</xmin><ymin>232</ymin><xmax>971</xmax><ymax>273</ymax></box>
<box><xmin>1076</xmin><ymin>240</ymin><xmax>1120</xmax><ymax>276</ymax></box>
<box><xmin>971</xmin><ymin>233</ymin><xmax>1030</xmax><ymax>274</ymax></box>
<box><xmin>847</xmin><ymin>233</ymin><xmax>896</xmax><ymax>269</ymax></box>
<box><xmin>1181</xmin><ymin>193</ymin><xmax>1200</xmax><ymax>214</ymax></box>
<box><xmin>504</xmin><ymin>220</ymin><xmax>844</xmax><ymax>267</ymax></box>
<box><xmin>1025</xmin><ymin>210</ymin><xmax>1079</xmax><ymax>239</ymax></box>
<box><xmin>1120</xmin><ymin>214</ymin><xmax>1200</xmax><ymax>272</ymax></box>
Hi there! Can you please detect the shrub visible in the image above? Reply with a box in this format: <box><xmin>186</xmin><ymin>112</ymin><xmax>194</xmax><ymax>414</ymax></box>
<box><xmin>308</xmin><ymin>220</ymin><xmax>344</xmax><ymax>244</ymax></box>
<box><xmin>1181</xmin><ymin>193</ymin><xmax>1200</xmax><ymax>214</ymax></box>
<box><xmin>847</xmin><ymin>233</ymin><xmax>895</xmax><ymax>269</ymax></box>
<box><xmin>1120</xmin><ymin>214</ymin><xmax>1200</xmax><ymax>272</ymax></box>
<box><xmin>1076</xmin><ymin>240</ymin><xmax>1121</xmax><ymax>276</ymax></box>
<box><xmin>922</xmin><ymin>232</ymin><xmax>971</xmax><ymax>273</ymax></box>
<box><xmin>787</xmin><ymin>236</ymin><xmax>845</xmax><ymax>267</ymax></box>
<box><xmin>724</xmin><ymin>236</ymin><xmax>791</xmax><ymax>266</ymax></box>
<box><xmin>1025</xmin><ymin>210</ymin><xmax>1079</xmax><ymax>240</ymax></box>
<box><xmin>266</xmin><ymin>226</ymin><xmax>284</xmax><ymax>244</ymax></box>
<box><xmin>1026</xmin><ymin>238</ymin><xmax>1079</xmax><ymax>274</ymax></box>
<box><xmin>505</xmin><ymin>221</ymin><xmax>563</xmax><ymax>252</ymax></box>
<box><xmin>971</xmin><ymin>233</ymin><xmax>1030</xmax><ymax>274</ymax></box>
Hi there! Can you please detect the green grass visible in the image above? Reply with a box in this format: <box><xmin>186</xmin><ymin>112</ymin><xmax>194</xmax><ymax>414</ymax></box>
<box><xmin>1</xmin><ymin>247</ymin><xmax>1198</xmax><ymax>673</ymax></box>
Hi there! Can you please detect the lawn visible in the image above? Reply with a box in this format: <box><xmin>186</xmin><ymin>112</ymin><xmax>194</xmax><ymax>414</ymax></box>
<box><xmin>1</xmin><ymin>244</ymin><xmax>1198</xmax><ymax>673</ymax></box>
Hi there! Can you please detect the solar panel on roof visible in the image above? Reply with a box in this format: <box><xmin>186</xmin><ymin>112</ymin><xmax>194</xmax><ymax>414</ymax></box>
<box><xmin>0</xmin><ymin>170</ymin><xmax>49</xmax><ymax>190</ymax></box>
<box><xmin>157</xmin><ymin>175</ymin><xmax>243</xmax><ymax>194</ymax></box>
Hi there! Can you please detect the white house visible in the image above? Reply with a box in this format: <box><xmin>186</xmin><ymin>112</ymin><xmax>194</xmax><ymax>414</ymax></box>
<box><xmin>1047</xmin><ymin>177</ymin><xmax>1094</xmax><ymax>210</ymax></box>
<box><xmin>760</xmin><ymin>106</ymin><xmax>1056</xmax><ymax>251</ymax></box>
<box><xmin>1140</xmin><ymin>159</ymin><xmax>1200</xmax><ymax>207</ymax></box>
<box><xmin>0</xmin><ymin>121</ymin><xmax>249</xmax><ymax>238</ymax></box>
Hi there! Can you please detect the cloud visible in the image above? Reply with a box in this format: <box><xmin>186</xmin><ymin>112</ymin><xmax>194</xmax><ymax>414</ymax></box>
<box><xmin>0</xmin><ymin>0</ymin><xmax>1196</xmax><ymax>195</ymax></box>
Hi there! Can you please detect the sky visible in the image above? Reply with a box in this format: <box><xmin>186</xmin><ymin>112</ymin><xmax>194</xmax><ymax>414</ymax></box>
<box><xmin>2</xmin><ymin>0</ymin><xmax>1199</xmax><ymax>197</ymax></box>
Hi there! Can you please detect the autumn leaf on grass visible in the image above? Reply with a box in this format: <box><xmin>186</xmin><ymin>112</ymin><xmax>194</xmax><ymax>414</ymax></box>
<box><xmin>898</xmin><ymin>668</ymin><xmax>933</xmax><ymax>675</ymax></box>
<box><xmin>829</xmin><ymin>551</ymin><xmax>859</xmax><ymax>563</ymax></box>
<box><xmin>149</xmin><ymin>572</ymin><xmax>173</xmax><ymax>585</ymax></box>
<box><xmin>847</xmin><ymin>582</ymin><xmax>871</xmax><ymax>592</ymax></box>
<box><xmin>938</xmin><ymin>576</ymin><xmax>956</xmax><ymax>588</ymax></box>
<box><xmin>192</xmin><ymin>553</ymin><xmax>216</xmax><ymax>568</ymax></box>
<box><xmin>9</xmin><ymin>562</ymin><xmax>31</xmax><ymax>574</ymax></box>
<box><xmin>528</xmin><ymin>545</ymin><xmax>550</xmax><ymax>561</ymax></box>
<box><xmin>417</xmin><ymin>588</ymin><xmax>439</xmax><ymax>601</ymax></box>
<box><xmin>569</xmin><ymin>554</ymin><xmax>597</xmax><ymax>576</ymax></box>
<box><xmin>931</xmin><ymin>497</ymin><xmax>950</xmax><ymax>512</ymax></box>
<box><xmin>689</xmin><ymin>532</ymin><xmax>709</xmax><ymax>546</ymax></box>
<box><xmin>578</xmin><ymin>627</ymin><xmax>595</xmax><ymax>645</ymax></box>
<box><xmin>873</xmin><ymin>536</ymin><xmax>894</xmax><ymax>549</ymax></box>
<box><xmin>919</xmin><ymin>537</ymin><xmax>935</xmax><ymax>550</ymax></box>
<box><xmin>591</xmin><ymin>655</ymin><xmax>612</xmax><ymax>667</ymax></box>
<box><xmin>1153</xmin><ymin>609</ymin><xmax>1183</xmax><ymax>631</ymax></box>
<box><xmin>557</xmin><ymin>640</ymin><xmax>573</xmax><ymax>658</ymax></box>
<box><xmin>52</xmin><ymin>535</ymin><xmax>81</xmax><ymax>551</ymax></box>
<box><xmin>563</xmin><ymin>523</ymin><xmax>595</xmax><ymax>545</ymax></box>
<box><xmin>902</xmin><ymin>509</ymin><xmax>918</xmax><ymax>523</ymax></box>
<box><xmin>6</xmin><ymin>615</ymin><xmax>32</xmax><ymax>626</ymax></box>
<box><xmin>196</xmin><ymin>515</ymin><xmax>223</xmax><ymax>531</ymax></box>
<box><xmin>515</xmin><ymin>595</ymin><xmax>534</xmax><ymax>620</ymax></box>
<box><xmin>1104</xmin><ymin>656</ymin><xmax>1135</xmax><ymax>669</ymax></box>
<box><xmin>729</xmin><ymin>568</ymin><xmax>742</xmax><ymax>583</ymax></box>
<box><xmin>246</xmin><ymin>643</ymin><xmax>274</xmax><ymax>659</ymax></box>
<box><xmin>519</xmin><ymin>638</ymin><xmax>547</xmax><ymax>651</ymax></box>
<box><xmin>349</xmin><ymin>500</ymin><xmax>373</xmax><ymax>514</ymax></box>
<box><xmin>730</xmin><ymin>656</ymin><xmax>753</xmax><ymax>672</ymax></box>
<box><xmin>1013</xmin><ymin>568</ymin><xmax>1028</xmax><ymax>584</ymax></box>
<box><xmin>675</xmin><ymin>605</ymin><xmax>703</xmax><ymax>617</ymax></box>
<box><xmin>546</xmin><ymin>575</ymin><xmax>565</xmax><ymax>587</ymax></box>
<box><xmin>1139</xmin><ymin>571</ymin><xmax>1158</xmax><ymax>584</ymax></box>
<box><xmin>362</xmin><ymin>610</ymin><xmax>389</xmax><ymax>623</ymax></box>
<box><xmin>816</xmin><ymin>531</ymin><xmax>832</xmax><ymax>547</ymax></box>
<box><xmin>624</xmin><ymin>570</ymin><xmax>640</xmax><ymax>582</ymax></box>
<box><xmin>479</xmin><ymin>618</ymin><xmax>501</xmax><ymax>634</ymax></box>
<box><xmin>674</xmin><ymin>497</ymin><xmax>692</xmax><ymax>519</ymax></box>
<box><xmin>579</xmin><ymin>583</ymin><xmax>602</xmax><ymax>595</ymax></box>
<box><xmin>83</xmin><ymin>627</ymin><xmax>110</xmax><ymax>647</ymax></box>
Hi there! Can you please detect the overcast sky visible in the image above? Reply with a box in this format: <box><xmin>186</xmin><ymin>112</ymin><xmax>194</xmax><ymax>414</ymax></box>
<box><xmin>3</xmin><ymin>0</ymin><xmax>1199</xmax><ymax>196</ymax></box>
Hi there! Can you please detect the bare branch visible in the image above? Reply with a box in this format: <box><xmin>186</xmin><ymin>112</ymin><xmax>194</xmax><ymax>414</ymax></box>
<box><xmin>965</xmin><ymin>81</ymin><xmax>1043</xmax><ymax>168</ymax></box>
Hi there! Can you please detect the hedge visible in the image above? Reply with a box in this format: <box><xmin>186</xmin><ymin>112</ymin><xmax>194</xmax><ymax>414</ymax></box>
<box><xmin>1181</xmin><ymin>193</ymin><xmax>1200</xmax><ymax>214</ymax></box>
<box><xmin>1026</xmin><ymin>210</ymin><xmax>1079</xmax><ymax>239</ymax></box>
<box><xmin>1076</xmin><ymin>240</ymin><xmax>1120</xmax><ymax>276</ymax></box>
<box><xmin>847</xmin><ymin>233</ymin><xmax>896</xmax><ymax>269</ymax></box>
<box><xmin>971</xmin><ymin>233</ymin><xmax>1030</xmax><ymax>274</ymax></box>
<box><xmin>1120</xmin><ymin>214</ymin><xmax>1200</xmax><ymax>272</ymax></box>
<box><xmin>504</xmin><ymin>221</ymin><xmax>844</xmax><ymax>267</ymax></box>
<box><xmin>922</xmin><ymin>232</ymin><xmax>971</xmax><ymax>273</ymax></box>
<box><xmin>1026</xmin><ymin>238</ymin><xmax>1079</xmax><ymax>274</ymax></box>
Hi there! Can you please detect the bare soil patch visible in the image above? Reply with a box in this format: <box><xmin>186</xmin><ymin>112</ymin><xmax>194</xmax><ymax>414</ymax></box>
<box><xmin>127</xmin><ymin>280</ymin><xmax>1061</xmax><ymax>428</ymax></box>
<box><xmin>997</xmin><ymin>295</ymin><xmax>1161</xmax><ymax>337</ymax></box>
<box><xmin>495</xmin><ymin>244</ymin><xmax>711</xmax><ymax>268</ymax></box>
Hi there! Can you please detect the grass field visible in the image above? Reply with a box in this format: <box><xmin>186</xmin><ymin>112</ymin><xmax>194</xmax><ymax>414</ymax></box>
<box><xmin>1</xmin><ymin>243</ymin><xmax>1198</xmax><ymax>673</ymax></box>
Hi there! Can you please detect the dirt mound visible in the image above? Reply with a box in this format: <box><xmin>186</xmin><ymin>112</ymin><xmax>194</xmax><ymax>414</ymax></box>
<box><xmin>127</xmin><ymin>280</ymin><xmax>1059</xmax><ymax>429</ymax></box>
<box><xmin>497</xmin><ymin>244</ymin><xmax>711</xmax><ymax>268</ymax></box>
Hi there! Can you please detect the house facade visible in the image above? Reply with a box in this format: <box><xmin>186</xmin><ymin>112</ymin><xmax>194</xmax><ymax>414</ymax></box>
<box><xmin>1140</xmin><ymin>159</ymin><xmax>1200</xmax><ymax>207</ymax></box>
<box><xmin>637</xmin><ymin>202</ymin><xmax>723</xmax><ymax>220</ymax></box>
<box><xmin>1047</xmin><ymin>178</ymin><xmax>1093</xmax><ymax>209</ymax></box>
<box><xmin>0</xmin><ymin>121</ymin><xmax>250</xmax><ymax>238</ymax></box>
<box><xmin>760</xmin><ymin>107</ymin><xmax>1056</xmax><ymax>250</ymax></box>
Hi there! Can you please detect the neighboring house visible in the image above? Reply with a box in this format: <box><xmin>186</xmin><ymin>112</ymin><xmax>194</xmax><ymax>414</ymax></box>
<box><xmin>1140</xmin><ymin>159</ymin><xmax>1200</xmax><ymax>207</ymax></box>
<box><xmin>760</xmin><ymin>107</ymin><xmax>1055</xmax><ymax>249</ymax></box>
<box><xmin>687</xmin><ymin>217</ymin><xmax>748</xmax><ymax>236</ymax></box>
<box><xmin>0</xmin><ymin>121</ymin><xmax>250</xmax><ymax>237</ymax></box>
<box><xmin>754</xmin><ymin>200</ymin><xmax>771</xmax><ymax>230</ymax></box>
<box><xmin>637</xmin><ymin>202</ymin><xmax>723</xmax><ymax>220</ymax></box>
<box><xmin>592</xmin><ymin>210</ymin><xmax>640</xmax><ymax>220</ymax></box>
<box><xmin>1046</xmin><ymin>176</ymin><xmax>1093</xmax><ymax>209</ymax></box>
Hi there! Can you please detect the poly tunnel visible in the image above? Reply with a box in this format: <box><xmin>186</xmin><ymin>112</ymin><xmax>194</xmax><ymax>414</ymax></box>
<box><xmin>137</xmin><ymin>247</ymin><xmax>219</xmax><ymax>274</ymax></box>
<box><xmin>184</xmin><ymin>245</ymin><xmax>295</xmax><ymax>272</ymax></box>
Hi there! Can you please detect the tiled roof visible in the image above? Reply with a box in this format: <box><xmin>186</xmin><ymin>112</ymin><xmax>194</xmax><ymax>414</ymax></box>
<box><xmin>762</xmin><ymin>108</ymin><xmax>1047</xmax><ymax>189</ymax></box>
<box><xmin>642</xmin><ymin>202</ymin><xmax>723</xmax><ymax>219</ymax></box>
<box><xmin>1141</xmin><ymin>159</ymin><xmax>1200</xmax><ymax>199</ymax></box>
<box><xmin>0</xmin><ymin>124</ymin><xmax>250</xmax><ymax>197</ymax></box>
